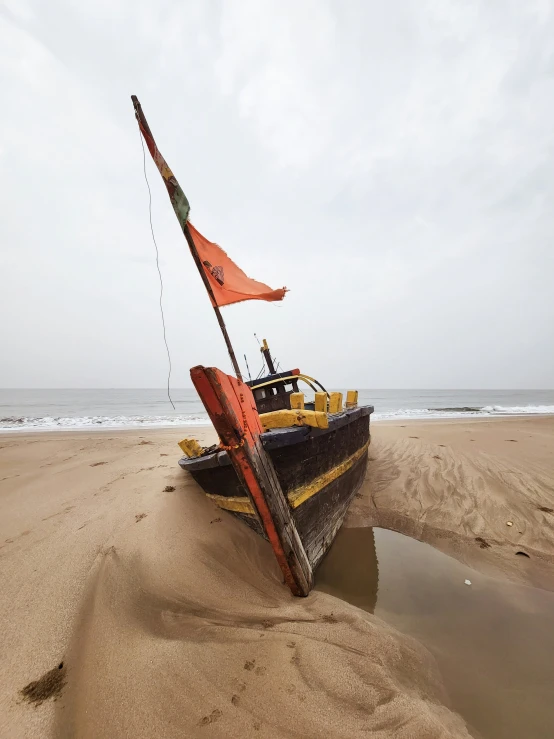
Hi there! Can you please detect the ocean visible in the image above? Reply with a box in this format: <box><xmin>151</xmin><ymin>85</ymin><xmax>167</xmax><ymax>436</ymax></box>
<box><xmin>0</xmin><ymin>388</ymin><xmax>553</xmax><ymax>432</ymax></box>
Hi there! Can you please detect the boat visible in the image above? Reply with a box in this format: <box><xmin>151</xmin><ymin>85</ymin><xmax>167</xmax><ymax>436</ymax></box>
<box><xmin>132</xmin><ymin>96</ymin><xmax>374</xmax><ymax>596</ymax></box>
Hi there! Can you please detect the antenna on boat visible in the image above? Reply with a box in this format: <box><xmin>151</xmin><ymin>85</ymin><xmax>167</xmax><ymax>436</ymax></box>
<box><xmin>244</xmin><ymin>354</ymin><xmax>252</xmax><ymax>382</ymax></box>
<box><xmin>131</xmin><ymin>95</ymin><xmax>243</xmax><ymax>382</ymax></box>
<box><xmin>254</xmin><ymin>334</ymin><xmax>266</xmax><ymax>377</ymax></box>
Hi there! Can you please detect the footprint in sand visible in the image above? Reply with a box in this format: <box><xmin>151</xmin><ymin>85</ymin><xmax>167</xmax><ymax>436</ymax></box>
<box><xmin>409</xmin><ymin>436</ymin><xmax>419</xmax><ymax>439</ymax></box>
<box><xmin>90</xmin><ymin>462</ymin><xmax>107</xmax><ymax>467</ymax></box>
<box><xmin>210</xmin><ymin>518</ymin><xmax>222</xmax><ymax>524</ymax></box>
<box><xmin>506</xmin><ymin>439</ymin><xmax>518</xmax><ymax>442</ymax></box>
<box><xmin>135</xmin><ymin>513</ymin><xmax>147</xmax><ymax>523</ymax></box>
<box><xmin>538</xmin><ymin>506</ymin><xmax>554</xmax><ymax>514</ymax></box>
<box><xmin>163</xmin><ymin>485</ymin><xmax>175</xmax><ymax>492</ymax></box>
<box><xmin>321</xmin><ymin>613</ymin><xmax>338</xmax><ymax>623</ymax></box>
<box><xmin>199</xmin><ymin>709</ymin><xmax>222</xmax><ymax>726</ymax></box>
<box><xmin>244</xmin><ymin>660</ymin><xmax>256</xmax><ymax>671</ymax></box>
<box><xmin>255</xmin><ymin>666</ymin><xmax>266</xmax><ymax>676</ymax></box>
<box><xmin>286</xmin><ymin>686</ymin><xmax>307</xmax><ymax>702</ymax></box>
<box><xmin>231</xmin><ymin>694</ymin><xmax>240</xmax><ymax>706</ymax></box>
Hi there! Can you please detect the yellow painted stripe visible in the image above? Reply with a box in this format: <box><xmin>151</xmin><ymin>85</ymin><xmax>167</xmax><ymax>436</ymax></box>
<box><xmin>205</xmin><ymin>493</ymin><xmax>255</xmax><ymax>515</ymax></box>
<box><xmin>287</xmin><ymin>439</ymin><xmax>370</xmax><ymax>509</ymax></box>
<box><xmin>204</xmin><ymin>439</ymin><xmax>370</xmax><ymax>515</ymax></box>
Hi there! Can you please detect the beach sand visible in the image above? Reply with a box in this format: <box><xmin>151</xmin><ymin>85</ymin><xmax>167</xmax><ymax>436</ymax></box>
<box><xmin>0</xmin><ymin>417</ymin><xmax>553</xmax><ymax>738</ymax></box>
<box><xmin>347</xmin><ymin>416</ymin><xmax>554</xmax><ymax>588</ymax></box>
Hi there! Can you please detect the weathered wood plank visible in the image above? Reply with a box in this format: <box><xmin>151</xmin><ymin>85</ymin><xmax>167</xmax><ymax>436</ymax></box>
<box><xmin>314</xmin><ymin>392</ymin><xmax>327</xmax><ymax>412</ymax></box>
<box><xmin>298</xmin><ymin>452</ymin><xmax>369</xmax><ymax>568</ymax></box>
<box><xmin>269</xmin><ymin>414</ymin><xmax>369</xmax><ymax>494</ymax></box>
<box><xmin>329</xmin><ymin>392</ymin><xmax>343</xmax><ymax>414</ymax></box>
<box><xmin>260</xmin><ymin>409</ymin><xmax>328</xmax><ymax>431</ymax></box>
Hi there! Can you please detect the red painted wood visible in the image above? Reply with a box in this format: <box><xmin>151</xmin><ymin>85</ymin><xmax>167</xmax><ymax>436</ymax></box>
<box><xmin>190</xmin><ymin>365</ymin><xmax>313</xmax><ymax>596</ymax></box>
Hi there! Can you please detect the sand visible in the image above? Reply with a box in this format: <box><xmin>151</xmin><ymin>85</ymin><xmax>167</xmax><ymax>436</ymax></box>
<box><xmin>0</xmin><ymin>417</ymin><xmax>553</xmax><ymax>738</ymax></box>
<box><xmin>347</xmin><ymin>416</ymin><xmax>554</xmax><ymax>588</ymax></box>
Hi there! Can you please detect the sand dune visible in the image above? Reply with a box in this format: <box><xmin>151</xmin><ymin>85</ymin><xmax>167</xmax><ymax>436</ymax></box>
<box><xmin>1</xmin><ymin>417</ymin><xmax>553</xmax><ymax>737</ymax></box>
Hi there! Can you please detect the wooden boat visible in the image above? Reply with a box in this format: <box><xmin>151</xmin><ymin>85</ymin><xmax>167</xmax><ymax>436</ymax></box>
<box><xmin>132</xmin><ymin>96</ymin><xmax>373</xmax><ymax>596</ymax></box>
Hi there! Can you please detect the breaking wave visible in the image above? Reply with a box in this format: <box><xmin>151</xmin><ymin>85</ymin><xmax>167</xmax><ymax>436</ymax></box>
<box><xmin>372</xmin><ymin>405</ymin><xmax>554</xmax><ymax>421</ymax></box>
<box><xmin>0</xmin><ymin>414</ymin><xmax>211</xmax><ymax>432</ymax></box>
<box><xmin>1</xmin><ymin>404</ymin><xmax>553</xmax><ymax>432</ymax></box>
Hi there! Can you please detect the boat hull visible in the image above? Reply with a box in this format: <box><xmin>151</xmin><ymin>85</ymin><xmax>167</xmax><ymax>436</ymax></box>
<box><xmin>180</xmin><ymin>406</ymin><xmax>371</xmax><ymax>570</ymax></box>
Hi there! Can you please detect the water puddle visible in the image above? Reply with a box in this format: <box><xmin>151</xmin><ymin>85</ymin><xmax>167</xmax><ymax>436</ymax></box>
<box><xmin>316</xmin><ymin>527</ymin><xmax>554</xmax><ymax>739</ymax></box>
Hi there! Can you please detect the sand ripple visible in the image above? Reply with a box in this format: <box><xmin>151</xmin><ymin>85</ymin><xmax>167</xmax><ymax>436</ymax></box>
<box><xmin>55</xmin><ymin>488</ymin><xmax>471</xmax><ymax>738</ymax></box>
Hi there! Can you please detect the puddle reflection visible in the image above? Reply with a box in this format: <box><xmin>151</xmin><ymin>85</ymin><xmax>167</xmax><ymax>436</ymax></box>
<box><xmin>316</xmin><ymin>526</ymin><xmax>554</xmax><ymax>739</ymax></box>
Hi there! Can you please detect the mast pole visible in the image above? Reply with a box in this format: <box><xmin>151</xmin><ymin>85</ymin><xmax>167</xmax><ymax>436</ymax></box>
<box><xmin>260</xmin><ymin>338</ymin><xmax>276</xmax><ymax>375</ymax></box>
<box><xmin>131</xmin><ymin>95</ymin><xmax>243</xmax><ymax>381</ymax></box>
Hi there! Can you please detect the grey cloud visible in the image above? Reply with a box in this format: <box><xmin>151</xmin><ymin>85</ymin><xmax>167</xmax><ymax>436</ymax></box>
<box><xmin>1</xmin><ymin>0</ymin><xmax>553</xmax><ymax>389</ymax></box>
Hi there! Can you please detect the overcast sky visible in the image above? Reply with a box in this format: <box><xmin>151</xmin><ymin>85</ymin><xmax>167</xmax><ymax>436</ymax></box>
<box><xmin>1</xmin><ymin>0</ymin><xmax>553</xmax><ymax>389</ymax></box>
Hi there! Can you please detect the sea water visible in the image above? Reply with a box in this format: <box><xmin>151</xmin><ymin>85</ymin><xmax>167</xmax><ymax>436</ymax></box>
<box><xmin>0</xmin><ymin>388</ymin><xmax>552</xmax><ymax>432</ymax></box>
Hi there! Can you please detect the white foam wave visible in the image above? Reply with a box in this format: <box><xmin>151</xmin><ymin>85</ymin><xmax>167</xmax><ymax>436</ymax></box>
<box><xmin>480</xmin><ymin>405</ymin><xmax>554</xmax><ymax>415</ymax></box>
<box><xmin>1</xmin><ymin>404</ymin><xmax>552</xmax><ymax>432</ymax></box>
<box><xmin>0</xmin><ymin>414</ymin><xmax>211</xmax><ymax>432</ymax></box>
<box><xmin>373</xmin><ymin>405</ymin><xmax>554</xmax><ymax>421</ymax></box>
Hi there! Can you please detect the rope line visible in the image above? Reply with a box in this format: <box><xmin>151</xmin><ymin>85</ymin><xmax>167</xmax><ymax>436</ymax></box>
<box><xmin>138</xmin><ymin>127</ymin><xmax>175</xmax><ymax>410</ymax></box>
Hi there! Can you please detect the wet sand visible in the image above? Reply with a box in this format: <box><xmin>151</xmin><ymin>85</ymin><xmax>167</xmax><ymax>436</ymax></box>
<box><xmin>0</xmin><ymin>416</ymin><xmax>553</xmax><ymax>737</ymax></box>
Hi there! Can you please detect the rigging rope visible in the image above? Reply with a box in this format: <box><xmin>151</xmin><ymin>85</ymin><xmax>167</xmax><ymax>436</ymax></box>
<box><xmin>138</xmin><ymin>127</ymin><xmax>175</xmax><ymax>410</ymax></box>
<box><xmin>254</xmin><ymin>364</ymin><xmax>264</xmax><ymax>380</ymax></box>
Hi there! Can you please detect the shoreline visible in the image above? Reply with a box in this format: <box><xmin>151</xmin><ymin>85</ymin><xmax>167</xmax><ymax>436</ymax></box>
<box><xmin>1</xmin><ymin>412</ymin><xmax>554</xmax><ymax>437</ymax></box>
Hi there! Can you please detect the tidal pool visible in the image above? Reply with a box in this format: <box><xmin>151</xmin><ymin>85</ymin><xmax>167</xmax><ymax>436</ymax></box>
<box><xmin>316</xmin><ymin>527</ymin><xmax>554</xmax><ymax>739</ymax></box>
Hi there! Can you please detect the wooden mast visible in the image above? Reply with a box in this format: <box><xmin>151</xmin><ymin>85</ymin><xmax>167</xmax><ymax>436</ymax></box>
<box><xmin>181</xmin><ymin>224</ymin><xmax>243</xmax><ymax>381</ymax></box>
<box><xmin>132</xmin><ymin>96</ymin><xmax>315</xmax><ymax>597</ymax></box>
<box><xmin>260</xmin><ymin>338</ymin><xmax>276</xmax><ymax>374</ymax></box>
<box><xmin>131</xmin><ymin>95</ymin><xmax>243</xmax><ymax>381</ymax></box>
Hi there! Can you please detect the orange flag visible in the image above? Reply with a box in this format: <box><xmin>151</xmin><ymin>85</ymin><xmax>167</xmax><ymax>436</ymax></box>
<box><xmin>131</xmin><ymin>96</ymin><xmax>286</xmax><ymax>309</ymax></box>
<box><xmin>188</xmin><ymin>223</ymin><xmax>287</xmax><ymax>307</ymax></box>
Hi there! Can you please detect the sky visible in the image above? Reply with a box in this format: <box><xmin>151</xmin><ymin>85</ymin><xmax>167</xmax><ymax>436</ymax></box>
<box><xmin>1</xmin><ymin>0</ymin><xmax>553</xmax><ymax>389</ymax></box>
